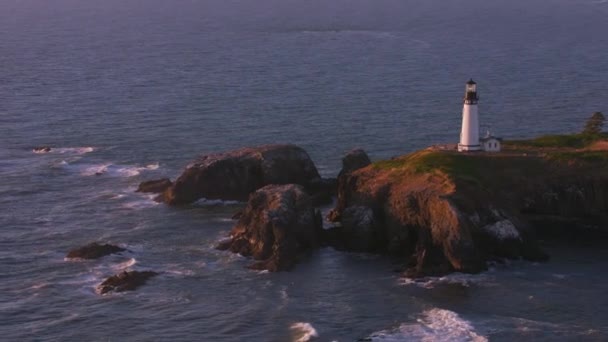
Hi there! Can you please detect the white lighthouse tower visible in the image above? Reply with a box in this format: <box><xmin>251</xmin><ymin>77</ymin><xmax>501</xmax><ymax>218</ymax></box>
<box><xmin>458</xmin><ymin>79</ymin><xmax>481</xmax><ymax>152</ymax></box>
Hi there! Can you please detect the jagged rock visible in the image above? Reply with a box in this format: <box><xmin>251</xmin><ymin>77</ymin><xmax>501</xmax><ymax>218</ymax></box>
<box><xmin>340</xmin><ymin>149</ymin><xmax>371</xmax><ymax>175</ymax></box>
<box><xmin>33</xmin><ymin>146</ymin><xmax>51</xmax><ymax>153</ymax></box>
<box><xmin>160</xmin><ymin>145</ymin><xmax>322</xmax><ymax>205</ymax></box>
<box><xmin>97</xmin><ymin>271</ymin><xmax>158</xmax><ymax>294</ymax></box>
<box><xmin>216</xmin><ymin>184</ymin><xmax>322</xmax><ymax>271</ymax></box>
<box><xmin>136</xmin><ymin>178</ymin><xmax>172</xmax><ymax>194</ymax></box>
<box><xmin>323</xmin><ymin>206</ymin><xmax>381</xmax><ymax>252</ymax></box>
<box><xmin>328</xmin><ymin>149</ymin><xmax>371</xmax><ymax>222</ymax></box>
<box><xmin>66</xmin><ymin>243</ymin><xmax>125</xmax><ymax>259</ymax></box>
<box><xmin>306</xmin><ymin>177</ymin><xmax>337</xmax><ymax>206</ymax></box>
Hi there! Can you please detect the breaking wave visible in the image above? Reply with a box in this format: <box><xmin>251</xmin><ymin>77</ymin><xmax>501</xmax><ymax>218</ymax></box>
<box><xmin>290</xmin><ymin>322</ymin><xmax>318</xmax><ymax>342</ymax></box>
<box><xmin>398</xmin><ymin>272</ymin><xmax>489</xmax><ymax>289</ymax></box>
<box><xmin>367</xmin><ymin>308</ymin><xmax>487</xmax><ymax>341</ymax></box>
<box><xmin>55</xmin><ymin>160</ymin><xmax>159</xmax><ymax>177</ymax></box>
<box><xmin>33</xmin><ymin>146</ymin><xmax>95</xmax><ymax>154</ymax></box>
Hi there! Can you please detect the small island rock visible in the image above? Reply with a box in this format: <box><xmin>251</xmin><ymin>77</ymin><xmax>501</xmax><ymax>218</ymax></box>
<box><xmin>217</xmin><ymin>184</ymin><xmax>322</xmax><ymax>271</ymax></box>
<box><xmin>161</xmin><ymin>144</ymin><xmax>322</xmax><ymax>205</ymax></box>
<box><xmin>97</xmin><ymin>271</ymin><xmax>158</xmax><ymax>294</ymax></box>
<box><xmin>66</xmin><ymin>243</ymin><xmax>125</xmax><ymax>259</ymax></box>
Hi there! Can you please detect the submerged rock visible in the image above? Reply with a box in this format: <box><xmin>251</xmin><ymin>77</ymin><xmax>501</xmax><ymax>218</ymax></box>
<box><xmin>216</xmin><ymin>184</ymin><xmax>322</xmax><ymax>271</ymax></box>
<box><xmin>66</xmin><ymin>243</ymin><xmax>125</xmax><ymax>259</ymax></box>
<box><xmin>97</xmin><ymin>271</ymin><xmax>158</xmax><ymax>294</ymax></box>
<box><xmin>160</xmin><ymin>144</ymin><xmax>322</xmax><ymax>205</ymax></box>
<box><xmin>136</xmin><ymin>178</ymin><xmax>172</xmax><ymax>194</ymax></box>
<box><xmin>33</xmin><ymin>146</ymin><xmax>52</xmax><ymax>153</ymax></box>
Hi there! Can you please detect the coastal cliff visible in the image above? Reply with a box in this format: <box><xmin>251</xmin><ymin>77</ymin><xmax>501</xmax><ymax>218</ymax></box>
<box><xmin>141</xmin><ymin>135</ymin><xmax>608</xmax><ymax>276</ymax></box>
<box><xmin>328</xmin><ymin>135</ymin><xmax>608</xmax><ymax>277</ymax></box>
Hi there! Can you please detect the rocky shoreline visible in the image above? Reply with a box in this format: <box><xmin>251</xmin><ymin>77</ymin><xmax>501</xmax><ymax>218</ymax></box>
<box><xmin>78</xmin><ymin>138</ymin><xmax>608</xmax><ymax>293</ymax></box>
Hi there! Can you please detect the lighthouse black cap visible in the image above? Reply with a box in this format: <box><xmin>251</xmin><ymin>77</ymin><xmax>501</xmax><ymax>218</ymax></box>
<box><xmin>464</xmin><ymin>79</ymin><xmax>478</xmax><ymax>104</ymax></box>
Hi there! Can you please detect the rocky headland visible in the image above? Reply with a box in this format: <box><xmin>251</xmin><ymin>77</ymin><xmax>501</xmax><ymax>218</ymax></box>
<box><xmin>140</xmin><ymin>135</ymin><xmax>608</xmax><ymax>277</ymax></box>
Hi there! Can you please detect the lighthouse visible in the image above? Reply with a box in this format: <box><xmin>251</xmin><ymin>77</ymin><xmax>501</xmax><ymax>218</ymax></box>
<box><xmin>458</xmin><ymin>79</ymin><xmax>481</xmax><ymax>152</ymax></box>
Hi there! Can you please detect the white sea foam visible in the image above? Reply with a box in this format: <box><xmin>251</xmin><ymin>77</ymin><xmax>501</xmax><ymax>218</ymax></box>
<box><xmin>111</xmin><ymin>258</ymin><xmax>137</xmax><ymax>271</ymax></box>
<box><xmin>290</xmin><ymin>322</ymin><xmax>318</xmax><ymax>342</ymax></box>
<box><xmin>399</xmin><ymin>272</ymin><xmax>489</xmax><ymax>289</ymax></box>
<box><xmin>33</xmin><ymin>146</ymin><xmax>95</xmax><ymax>154</ymax></box>
<box><xmin>122</xmin><ymin>196</ymin><xmax>160</xmax><ymax>210</ymax></box>
<box><xmin>78</xmin><ymin>162</ymin><xmax>160</xmax><ymax>177</ymax></box>
<box><xmin>482</xmin><ymin>220</ymin><xmax>521</xmax><ymax>241</ymax></box>
<box><xmin>368</xmin><ymin>308</ymin><xmax>487</xmax><ymax>342</ymax></box>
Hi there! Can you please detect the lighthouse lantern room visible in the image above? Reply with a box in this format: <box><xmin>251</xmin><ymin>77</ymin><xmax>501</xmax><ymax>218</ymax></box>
<box><xmin>458</xmin><ymin>79</ymin><xmax>481</xmax><ymax>152</ymax></box>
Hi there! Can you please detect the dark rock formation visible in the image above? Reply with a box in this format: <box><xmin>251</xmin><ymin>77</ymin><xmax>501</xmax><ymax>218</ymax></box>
<box><xmin>216</xmin><ymin>184</ymin><xmax>322</xmax><ymax>271</ymax></box>
<box><xmin>327</xmin><ymin>150</ymin><xmax>564</xmax><ymax>278</ymax></box>
<box><xmin>136</xmin><ymin>178</ymin><xmax>172</xmax><ymax>194</ymax></box>
<box><xmin>66</xmin><ymin>243</ymin><xmax>125</xmax><ymax>259</ymax></box>
<box><xmin>306</xmin><ymin>177</ymin><xmax>337</xmax><ymax>206</ymax></box>
<box><xmin>340</xmin><ymin>149</ymin><xmax>371</xmax><ymax>176</ymax></box>
<box><xmin>97</xmin><ymin>271</ymin><xmax>158</xmax><ymax>294</ymax></box>
<box><xmin>328</xmin><ymin>149</ymin><xmax>371</xmax><ymax>221</ymax></box>
<box><xmin>160</xmin><ymin>145</ymin><xmax>322</xmax><ymax>205</ymax></box>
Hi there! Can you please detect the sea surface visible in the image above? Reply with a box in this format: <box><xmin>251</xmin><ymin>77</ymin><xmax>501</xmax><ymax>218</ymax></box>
<box><xmin>1</xmin><ymin>0</ymin><xmax>608</xmax><ymax>340</ymax></box>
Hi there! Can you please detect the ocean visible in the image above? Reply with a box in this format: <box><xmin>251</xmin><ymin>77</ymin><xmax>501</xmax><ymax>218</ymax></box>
<box><xmin>1</xmin><ymin>0</ymin><xmax>607</xmax><ymax>340</ymax></box>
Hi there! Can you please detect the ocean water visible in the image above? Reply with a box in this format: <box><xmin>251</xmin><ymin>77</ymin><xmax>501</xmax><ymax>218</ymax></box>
<box><xmin>1</xmin><ymin>0</ymin><xmax>608</xmax><ymax>340</ymax></box>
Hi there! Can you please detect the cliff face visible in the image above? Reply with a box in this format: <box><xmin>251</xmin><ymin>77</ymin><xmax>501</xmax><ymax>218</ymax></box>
<box><xmin>329</xmin><ymin>148</ymin><xmax>608</xmax><ymax>277</ymax></box>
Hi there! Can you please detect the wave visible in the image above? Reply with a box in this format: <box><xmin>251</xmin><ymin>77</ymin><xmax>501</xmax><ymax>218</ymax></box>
<box><xmin>55</xmin><ymin>160</ymin><xmax>159</xmax><ymax>177</ymax></box>
<box><xmin>193</xmin><ymin>198</ymin><xmax>242</xmax><ymax>206</ymax></box>
<box><xmin>80</xmin><ymin>163</ymin><xmax>159</xmax><ymax>177</ymax></box>
<box><xmin>121</xmin><ymin>196</ymin><xmax>160</xmax><ymax>210</ymax></box>
<box><xmin>367</xmin><ymin>308</ymin><xmax>487</xmax><ymax>342</ymax></box>
<box><xmin>111</xmin><ymin>258</ymin><xmax>137</xmax><ymax>271</ymax></box>
<box><xmin>33</xmin><ymin>146</ymin><xmax>95</xmax><ymax>154</ymax></box>
<box><xmin>290</xmin><ymin>322</ymin><xmax>318</xmax><ymax>342</ymax></box>
<box><xmin>398</xmin><ymin>272</ymin><xmax>489</xmax><ymax>289</ymax></box>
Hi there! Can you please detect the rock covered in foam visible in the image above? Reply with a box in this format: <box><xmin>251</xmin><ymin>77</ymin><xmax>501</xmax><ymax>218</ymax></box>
<box><xmin>33</xmin><ymin>146</ymin><xmax>52</xmax><ymax>153</ymax></box>
<box><xmin>66</xmin><ymin>243</ymin><xmax>125</xmax><ymax>259</ymax></box>
<box><xmin>216</xmin><ymin>184</ymin><xmax>322</xmax><ymax>271</ymax></box>
<box><xmin>160</xmin><ymin>144</ymin><xmax>323</xmax><ymax>205</ymax></box>
<box><xmin>97</xmin><ymin>270</ymin><xmax>158</xmax><ymax>294</ymax></box>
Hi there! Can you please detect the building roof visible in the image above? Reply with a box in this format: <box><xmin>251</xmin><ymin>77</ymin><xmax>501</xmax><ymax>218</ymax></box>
<box><xmin>467</xmin><ymin>78</ymin><xmax>476</xmax><ymax>85</ymax></box>
<box><xmin>480</xmin><ymin>136</ymin><xmax>503</xmax><ymax>142</ymax></box>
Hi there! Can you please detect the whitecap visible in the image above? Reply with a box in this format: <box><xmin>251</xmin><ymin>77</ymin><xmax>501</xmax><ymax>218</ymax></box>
<box><xmin>398</xmin><ymin>272</ymin><xmax>489</xmax><ymax>289</ymax></box>
<box><xmin>111</xmin><ymin>258</ymin><xmax>137</xmax><ymax>271</ymax></box>
<box><xmin>121</xmin><ymin>198</ymin><xmax>159</xmax><ymax>210</ymax></box>
<box><xmin>34</xmin><ymin>146</ymin><xmax>95</xmax><ymax>154</ymax></box>
<box><xmin>77</xmin><ymin>163</ymin><xmax>161</xmax><ymax>177</ymax></box>
<box><xmin>54</xmin><ymin>147</ymin><xmax>95</xmax><ymax>154</ymax></box>
<box><xmin>290</xmin><ymin>322</ymin><xmax>318</xmax><ymax>342</ymax></box>
<box><xmin>367</xmin><ymin>308</ymin><xmax>487</xmax><ymax>342</ymax></box>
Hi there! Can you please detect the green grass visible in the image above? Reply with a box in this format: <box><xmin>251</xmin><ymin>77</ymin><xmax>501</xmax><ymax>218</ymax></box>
<box><xmin>506</xmin><ymin>133</ymin><xmax>608</xmax><ymax>148</ymax></box>
<box><xmin>373</xmin><ymin>150</ymin><xmax>483</xmax><ymax>179</ymax></box>
<box><xmin>546</xmin><ymin>151</ymin><xmax>608</xmax><ymax>163</ymax></box>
